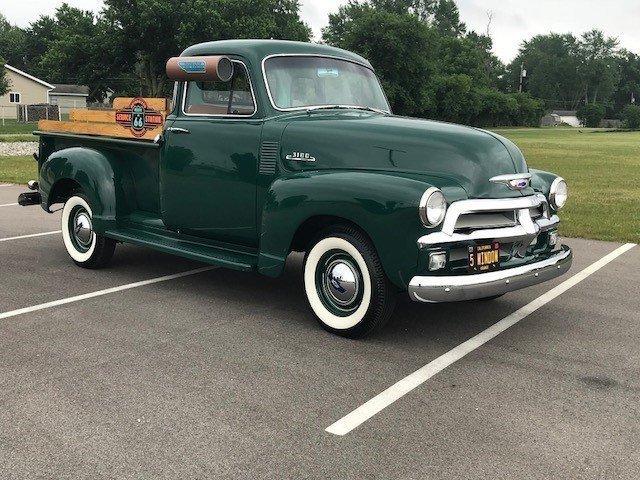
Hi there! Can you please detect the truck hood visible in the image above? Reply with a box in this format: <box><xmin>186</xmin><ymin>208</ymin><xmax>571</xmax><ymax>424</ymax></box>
<box><xmin>279</xmin><ymin>111</ymin><xmax>531</xmax><ymax>198</ymax></box>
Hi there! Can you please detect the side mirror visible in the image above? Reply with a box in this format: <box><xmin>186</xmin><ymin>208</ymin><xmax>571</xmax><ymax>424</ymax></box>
<box><xmin>166</xmin><ymin>56</ymin><xmax>234</xmax><ymax>83</ymax></box>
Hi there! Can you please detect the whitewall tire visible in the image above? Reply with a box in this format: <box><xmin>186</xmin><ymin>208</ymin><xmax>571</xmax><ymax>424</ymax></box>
<box><xmin>303</xmin><ymin>226</ymin><xmax>396</xmax><ymax>338</ymax></box>
<box><xmin>61</xmin><ymin>195</ymin><xmax>116</xmax><ymax>269</ymax></box>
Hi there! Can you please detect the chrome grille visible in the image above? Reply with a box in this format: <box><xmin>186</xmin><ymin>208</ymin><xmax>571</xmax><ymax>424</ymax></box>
<box><xmin>418</xmin><ymin>194</ymin><xmax>560</xmax><ymax>251</ymax></box>
<box><xmin>455</xmin><ymin>211</ymin><xmax>517</xmax><ymax>231</ymax></box>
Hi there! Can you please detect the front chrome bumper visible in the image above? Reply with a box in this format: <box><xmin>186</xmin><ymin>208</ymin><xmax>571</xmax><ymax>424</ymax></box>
<box><xmin>408</xmin><ymin>245</ymin><xmax>572</xmax><ymax>302</ymax></box>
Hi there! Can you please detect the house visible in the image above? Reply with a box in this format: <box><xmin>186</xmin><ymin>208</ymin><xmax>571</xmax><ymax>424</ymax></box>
<box><xmin>540</xmin><ymin>110</ymin><xmax>582</xmax><ymax>127</ymax></box>
<box><xmin>0</xmin><ymin>64</ymin><xmax>54</xmax><ymax>120</ymax></box>
<box><xmin>554</xmin><ymin>110</ymin><xmax>581</xmax><ymax>127</ymax></box>
<box><xmin>49</xmin><ymin>84</ymin><xmax>90</xmax><ymax>114</ymax></box>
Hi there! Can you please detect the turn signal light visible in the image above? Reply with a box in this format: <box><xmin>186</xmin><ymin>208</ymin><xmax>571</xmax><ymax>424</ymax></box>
<box><xmin>429</xmin><ymin>251</ymin><xmax>447</xmax><ymax>271</ymax></box>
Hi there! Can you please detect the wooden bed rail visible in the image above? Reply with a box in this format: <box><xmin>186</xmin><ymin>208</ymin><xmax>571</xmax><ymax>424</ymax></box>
<box><xmin>38</xmin><ymin>97</ymin><xmax>169</xmax><ymax>141</ymax></box>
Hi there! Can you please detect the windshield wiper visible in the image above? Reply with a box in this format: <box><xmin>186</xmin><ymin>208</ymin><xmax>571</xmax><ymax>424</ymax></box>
<box><xmin>305</xmin><ymin>105</ymin><xmax>389</xmax><ymax>115</ymax></box>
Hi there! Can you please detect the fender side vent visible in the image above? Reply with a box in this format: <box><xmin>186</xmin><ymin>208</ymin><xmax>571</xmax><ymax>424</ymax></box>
<box><xmin>259</xmin><ymin>141</ymin><xmax>279</xmax><ymax>174</ymax></box>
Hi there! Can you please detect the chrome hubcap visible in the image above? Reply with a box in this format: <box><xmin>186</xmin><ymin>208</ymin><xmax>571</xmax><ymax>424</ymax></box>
<box><xmin>73</xmin><ymin>211</ymin><xmax>93</xmax><ymax>248</ymax></box>
<box><xmin>324</xmin><ymin>260</ymin><xmax>359</xmax><ymax>306</ymax></box>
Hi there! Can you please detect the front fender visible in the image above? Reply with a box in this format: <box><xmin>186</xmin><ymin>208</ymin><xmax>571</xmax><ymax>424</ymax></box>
<box><xmin>258</xmin><ymin>170</ymin><xmax>462</xmax><ymax>289</ymax></box>
<box><xmin>40</xmin><ymin>147</ymin><xmax>118</xmax><ymax>231</ymax></box>
<box><xmin>530</xmin><ymin>168</ymin><xmax>561</xmax><ymax>211</ymax></box>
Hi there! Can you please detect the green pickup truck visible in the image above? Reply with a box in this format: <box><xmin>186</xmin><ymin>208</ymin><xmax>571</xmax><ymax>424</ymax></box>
<box><xmin>21</xmin><ymin>40</ymin><xmax>572</xmax><ymax>338</ymax></box>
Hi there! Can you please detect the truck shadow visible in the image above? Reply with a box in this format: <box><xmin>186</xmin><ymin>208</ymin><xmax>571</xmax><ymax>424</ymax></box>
<box><xmin>110</xmin><ymin>244</ymin><xmax>551</xmax><ymax>350</ymax></box>
<box><xmin>120</xmin><ymin>247</ymin><xmax>540</xmax><ymax>347</ymax></box>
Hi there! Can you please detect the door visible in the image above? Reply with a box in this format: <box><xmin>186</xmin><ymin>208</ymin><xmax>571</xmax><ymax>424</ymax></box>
<box><xmin>160</xmin><ymin>60</ymin><xmax>261</xmax><ymax>246</ymax></box>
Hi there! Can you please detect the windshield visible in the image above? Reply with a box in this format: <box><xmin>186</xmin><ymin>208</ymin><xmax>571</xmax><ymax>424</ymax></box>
<box><xmin>264</xmin><ymin>56</ymin><xmax>390</xmax><ymax>112</ymax></box>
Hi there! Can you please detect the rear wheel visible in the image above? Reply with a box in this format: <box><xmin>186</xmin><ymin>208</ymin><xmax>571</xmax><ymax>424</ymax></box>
<box><xmin>61</xmin><ymin>194</ymin><xmax>116</xmax><ymax>269</ymax></box>
<box><xmin>303</xmin><ymin>226</ymin><xmax>395</xmax><ymax>338</ymax></box>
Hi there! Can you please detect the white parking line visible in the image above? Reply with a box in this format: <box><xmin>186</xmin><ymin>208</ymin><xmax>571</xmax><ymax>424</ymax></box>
<box><xmin>325</xmin><ymin>242</ymin><xmax>637</xmax><ymax>436</ymax></box>
<box><xmin>0</xmin><ymin>184</ymin><xmax>13</xmax><ymax>187</ymax></box>
<box><xmin>0</xmin><ymin>202</ymin><xmax>18</xmax><ymax>207</ymax></box>
<box><xmin>0</xmin><ymin>230</ymin><xmax>62</xmax><ymax>242</ymax></box>
<box><xmin>0</xmin><ymin>266</ymin><xmax>216</xmax><ymax>321</ymax></box>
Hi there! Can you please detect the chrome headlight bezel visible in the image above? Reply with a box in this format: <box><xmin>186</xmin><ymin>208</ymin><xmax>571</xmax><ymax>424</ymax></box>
<box><xmin>419</xmin><ymin>187</ymin><xmax>447</xmax><ymax>227</ymax></box>
<box><xmin>549</xmin><ymin>177</ymin><xmax>568</xmax><ymax>210</ymax></box>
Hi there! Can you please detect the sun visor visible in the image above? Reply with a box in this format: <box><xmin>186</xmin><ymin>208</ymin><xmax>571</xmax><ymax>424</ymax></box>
<box><xmin>166</xmin><ymin>56</ymin><xmax>234</xmax><ymax>82</ymax></box>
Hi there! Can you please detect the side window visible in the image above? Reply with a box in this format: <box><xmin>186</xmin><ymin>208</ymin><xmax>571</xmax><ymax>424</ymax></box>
<box><xmin>9</xmin><ymin>92</ymin><xmax>21</xmax><ymax>103</ymax></box>
<box><xmin>184</xmin><ymin>62</ymin><xmax>255</xmax><ymax>116</ymax></box>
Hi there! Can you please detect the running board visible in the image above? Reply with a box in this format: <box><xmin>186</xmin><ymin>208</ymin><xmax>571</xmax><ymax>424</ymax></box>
<box><xmin>104</xmin><ymin>227</ymin><xmax>257</xmax><ymax>271</ymax></box>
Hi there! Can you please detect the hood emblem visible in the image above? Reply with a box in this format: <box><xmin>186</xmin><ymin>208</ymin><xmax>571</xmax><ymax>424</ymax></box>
<box><xmin>490</xmin><ymin>173</ymin><xmax>532</xmax><ymax>191</ymax></box>
<box><xmin>286</xmin><ymin>151</ymin><xmax>316</xmax><ymax>162</ymax></box>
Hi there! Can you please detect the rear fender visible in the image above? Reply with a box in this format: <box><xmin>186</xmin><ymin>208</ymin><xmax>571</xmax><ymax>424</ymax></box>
<box><xmin>40</xmin><ymin>147</ymin><xmax>118</xmax><ymax>232</ymax></box>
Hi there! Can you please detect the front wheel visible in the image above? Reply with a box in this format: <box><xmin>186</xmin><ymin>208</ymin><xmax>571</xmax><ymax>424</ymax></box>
<box><xmin>303</xmin><ymin>226</ymin><xmax>396</xmax><ymax>338</ymax></box>
<box><xmin>61</xmin><ymin>195</ymin><xmax>116</xmax><ymax>269</ymax></box>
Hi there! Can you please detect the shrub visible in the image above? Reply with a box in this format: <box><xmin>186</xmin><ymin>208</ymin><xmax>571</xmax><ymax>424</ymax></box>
<box><xmin>577</xmin><ymin>103</ymin><xmax>606</xmax><ymax>128</ymax></box>
<box><xmin>510</xmin><ymin>93</ymin><xmax>545</xmax><ymax>127</ymax></box>
<box><xmin>622</xmin><ymin>104</ymin><xmax>640</xmax><ymax>130</ymax></box>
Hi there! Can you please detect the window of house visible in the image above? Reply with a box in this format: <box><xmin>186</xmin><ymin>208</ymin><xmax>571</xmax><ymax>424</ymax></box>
<box><xmin>183</xmin><ymin>61</ymin><xmax>255</xmax><ymax>116</ymax></box>
<box><xmin>9</xmin><ymin>92</ymin><xmax>21</xmax><ymax>103</ymax></box>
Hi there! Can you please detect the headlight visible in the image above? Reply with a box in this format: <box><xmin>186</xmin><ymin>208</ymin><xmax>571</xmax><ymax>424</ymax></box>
<box><xmin>419</xmin><ymin>187</ymin><xmax>447</xmax><ymax>227</ymax></box>
<box><xmin>549</xmin><ymin>177</ymin><xmax>568</xmax><ymax>210</ymax></box>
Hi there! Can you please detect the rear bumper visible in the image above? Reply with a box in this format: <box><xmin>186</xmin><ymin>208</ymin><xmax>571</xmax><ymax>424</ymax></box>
<box><xmin>408</xmin><ymin>245</ymin><xmax>572</xmax><ymax>302</ymax></box>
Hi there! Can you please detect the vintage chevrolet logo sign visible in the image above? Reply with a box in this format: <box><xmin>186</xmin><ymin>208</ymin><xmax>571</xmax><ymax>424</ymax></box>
<box><xmin>115</xmin><ymin>98</ymin><xmax>164</xmax><ymax>137</ymax></box>
<box><xmin>489</xmin><ymin>173</ymin><xmax>532</xmax><ymax>191</ymax></box>
<box><xmin>286</xmin><ymin>152</ymin><xmax>316</xmax><ymax>162</ymax></box>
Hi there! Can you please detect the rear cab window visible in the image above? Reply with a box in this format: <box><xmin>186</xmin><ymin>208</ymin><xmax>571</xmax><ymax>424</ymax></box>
<box><xmin>183</xmin><ymin>61</ymin><xmax>255</xmax><ymax>117</ymax></box>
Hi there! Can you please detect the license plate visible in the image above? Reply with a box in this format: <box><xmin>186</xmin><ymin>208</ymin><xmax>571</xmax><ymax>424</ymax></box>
<box><xmin>468</xmin><ymin>242</ymin><xmax>500</xmax><ymax>272</ymax></box>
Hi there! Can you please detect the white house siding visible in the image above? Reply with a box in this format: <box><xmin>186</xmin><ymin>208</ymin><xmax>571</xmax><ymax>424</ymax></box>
<box><xmin>558</xmin><ymin>115</ymin><xmax>581</xmax><ymax>127</ymax></box>
<box><xmin>0</xmin><ymin>67</ymin><xmax>52</xmax><ymax>120</ymax></box>
<box><xmin>49</xmin><ymin>94</ymin><xmax>88</xmax><ymax>115</ymax></box>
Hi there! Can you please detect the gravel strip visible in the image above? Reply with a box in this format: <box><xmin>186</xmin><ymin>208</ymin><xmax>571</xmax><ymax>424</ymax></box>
<box><xmin>0</xmin><ymin>142</ymin><xmax>38</xmax><ymax>156</ymax></box>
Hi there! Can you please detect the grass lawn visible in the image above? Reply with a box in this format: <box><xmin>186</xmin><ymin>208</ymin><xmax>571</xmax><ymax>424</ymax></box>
<box><xmin>0</xmin><ymin>155</ymin><xmax>37</xmax><ymax>184</ymax></box>
<box><xmin>494</xmin><ymin>128</ymin><xmax>640</xmax><ymax>244</ymax></box>
<box><xmin>1</xmin><ymin>128</ymin><xmax>637</xmax><ymax>243</ymax></box>
<box><xmin>0</xmin><ymin>120</ymin><xmax>39</xmax><ymax>135</ymax></box>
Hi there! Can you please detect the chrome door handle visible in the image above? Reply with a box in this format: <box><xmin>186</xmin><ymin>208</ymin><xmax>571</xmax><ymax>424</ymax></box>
<box><xmin>166</xmin><ymin>127</ymin><xmax>190</xmax><ymax>134</ymax></box>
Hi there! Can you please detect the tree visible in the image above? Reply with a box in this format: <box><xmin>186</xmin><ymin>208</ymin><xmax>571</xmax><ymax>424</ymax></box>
<box><xmin>0</xmin><ymin>14</ymin><xmax>27</xmax><ymax>68</ymax></box>
<box><xmin>177</xmin><ymin>0</ymin><xmax>311</xmax><ymax>50</ymax></box>
<box><xmin>612</xmin><ymin>50</ymin><xmax>640</xmax><ymax>116</ymax></box>
<box><xmin>0</xmin><ymin>57</ymin><xmax>9</xmax><ymax>96</ymax></box>
<box><xmin>622</xmin><ymin>104</ymin><xmax>640</xmax><ymax>129</ymax></box>
<box><xmin>577</xmin><ymin>103</ymin><xmax>605</xmax><ymax>127</ymax></box>
<box><xmin>431</xmin><ymin>0</ymin><xmax>465</xmax><ymax>37</ymax></box>
<box><xmin>102</xmin><ymin>0</ymin><xmax>311</xmax><ymax>97</ymax></box>
<box><xmin>34</xmin><ymin>5</ymin><xmax>113</xmax><ymax>102</ymax></box>
<box><xmin>323</xmin><ymin>1</ymin><xmax>438</xmax><ymax>116</ymax></box>
<box><xmin>429</xmin><ymin>73</ymin><xmax>480</xmax><ymax>123</ymax></box>
<box><xmin>510</xmin><ymin>92</ymin><xmax>545</xmax><ymax>127</ymax></box>
<box><xmin>323</xmin><ymin>0</ymin><xmax>514</xmax><ymax>125</ymax></box>
<box><xmin>507</xmin><ymin>30</ymin><xmax>620</xmax><ymax>111</ymax></box>
<box><xmin>577</xmin><ymin>30</ymin><xmax>619</xmax><ymax>104</ymax></box>
<box><xmin>507</xmin><ymin>33</ymin><xmax>583</xmax><ymax>110</ymax></box>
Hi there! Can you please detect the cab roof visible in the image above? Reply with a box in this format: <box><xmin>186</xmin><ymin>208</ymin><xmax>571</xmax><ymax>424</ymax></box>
<box><xmin>180</xmin><ymin>39</ymin><xmax>373</xmax><ymax>69</ymax></box>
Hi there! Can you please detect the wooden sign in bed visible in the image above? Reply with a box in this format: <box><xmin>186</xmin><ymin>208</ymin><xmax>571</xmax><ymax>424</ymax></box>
<box><xmin>38</xmin><ymin>97</ymin><xmax>169</xmax><ymax>141</ymax></box>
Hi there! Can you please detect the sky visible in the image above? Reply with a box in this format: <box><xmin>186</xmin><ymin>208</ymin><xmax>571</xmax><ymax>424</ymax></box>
<box><xmin>3</xmin><ymin>0</ymin><xmax>640</xmax><ymax>63</ymax></box>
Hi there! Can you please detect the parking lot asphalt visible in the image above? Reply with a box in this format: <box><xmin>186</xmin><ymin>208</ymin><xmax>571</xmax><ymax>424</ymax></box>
<box><xmin>1</xmin><ymin>184</ymin><xmax>639</xmax><ymax>479</ymax></box>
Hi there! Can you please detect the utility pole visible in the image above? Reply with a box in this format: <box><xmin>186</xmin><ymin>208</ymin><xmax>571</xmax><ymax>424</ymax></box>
<box><xmin>518</xmin><ymin>64</ymin><xmax>527</xmax><ymax>93</ymax></box>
